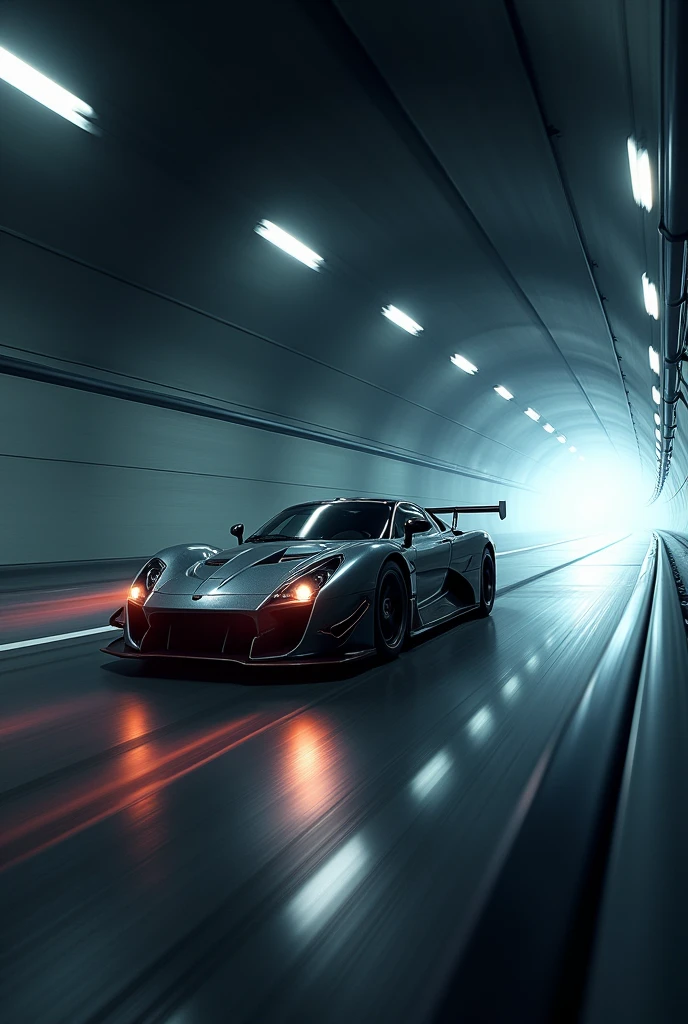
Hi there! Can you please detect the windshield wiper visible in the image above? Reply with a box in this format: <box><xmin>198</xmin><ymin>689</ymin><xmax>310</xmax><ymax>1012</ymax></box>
<box><xmin>246</xmin><ymin>533</ymin><xmax>299</xmax><ymax>543</ymax></box>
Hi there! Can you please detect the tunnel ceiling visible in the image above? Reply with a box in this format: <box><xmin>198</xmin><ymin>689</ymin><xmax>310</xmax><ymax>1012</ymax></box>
<box><xmin>1</xmin><ymin>0</ymin><xmax>682</xmax><ymax>517</ymax></box>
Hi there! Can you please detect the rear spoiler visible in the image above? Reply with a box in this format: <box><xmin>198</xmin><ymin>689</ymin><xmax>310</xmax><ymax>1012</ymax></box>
<box><xmin>427</xmin><ymin>501</ymin><xmax>506</xmax><ymax>530</ymax></box>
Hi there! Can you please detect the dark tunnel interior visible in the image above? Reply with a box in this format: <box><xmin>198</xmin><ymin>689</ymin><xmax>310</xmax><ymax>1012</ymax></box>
<box><xmin>1</xmin><ymin>2</ymin><xmax>688</xmax><ymax>1022</ymax></box>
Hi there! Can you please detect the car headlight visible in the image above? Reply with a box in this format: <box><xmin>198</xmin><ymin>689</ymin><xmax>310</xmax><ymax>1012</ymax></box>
<box><xmin>129</xmin><ymin>557</ymin><xmax>166</xmax><ymax>603</ymax></box>
<box><xmin>269</xmin><ymin>557</ymin><xmax>342</xmax><ymax>604</ymax></box>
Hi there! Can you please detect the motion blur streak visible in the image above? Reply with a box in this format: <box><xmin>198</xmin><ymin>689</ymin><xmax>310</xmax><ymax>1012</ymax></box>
<box><xmin>0</xmin><ymin>585</ymin><xmax>127</xmax><ymax>630</ymax></box>
<box><xmin>0</xmin><ymin>693</ymin><xmax>105</xmax><ymax>739</ymax></box>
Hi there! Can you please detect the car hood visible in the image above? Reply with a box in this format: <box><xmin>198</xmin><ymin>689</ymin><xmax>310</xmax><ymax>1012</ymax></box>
<box><xmin>156</xmin><ymin>540</ymin><xmax>350</xmax><ymax>596</ymax></box>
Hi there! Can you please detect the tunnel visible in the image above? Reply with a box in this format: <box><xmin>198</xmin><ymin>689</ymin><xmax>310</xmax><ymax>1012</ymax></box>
<box><xmin>1</xmin><ymin>1</ymin><xmax>688</xmax><ymax>1021</ymax></box>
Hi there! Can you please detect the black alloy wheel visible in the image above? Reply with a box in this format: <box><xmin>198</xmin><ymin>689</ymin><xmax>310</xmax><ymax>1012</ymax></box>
<box><xmin>375</xmin><ymin>562</ymin><xmax>409</xmax><ymax>658</ymax></box>
<box><xmin>477</xmin><ymin>548</ymin><xmax>496</xmax><ymax>617</ymax></box>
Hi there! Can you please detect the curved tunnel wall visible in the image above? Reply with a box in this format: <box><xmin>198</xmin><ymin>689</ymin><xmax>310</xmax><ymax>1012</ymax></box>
<box><xmin>0</xmin><ymin>0</ymin><xmax>686</xmax><ymax>565</ymax></box>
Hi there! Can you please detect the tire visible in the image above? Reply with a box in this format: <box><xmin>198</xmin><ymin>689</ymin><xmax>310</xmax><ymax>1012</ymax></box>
<box><xmin>374</xmin><ymin>562</ymin><xmax>410</xmax><ymax>659</ymax></box>
<box><xmin>477</xmin><ymin>547</ymin><xmax>496</xmax><ymax>617</ymax></box>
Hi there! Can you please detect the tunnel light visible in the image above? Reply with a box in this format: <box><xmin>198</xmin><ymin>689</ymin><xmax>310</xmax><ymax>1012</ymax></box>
<box><xmin>642</xmin><ymin>274</ymin><xmax>659</xmax><ymax>319</ymax></box>
<box><xmin>381</xmin><ymin>305</ymin><xmax>423</xmax><ymax>335</ymax></box>
<box><xmin>654</xmin><ymin>412</ymin><xmax>661</xmax><ymax>426</ymax></box>
<box><xmin>557</xmin><ymin>434</ymin><xmax>566</xmax><ymax>443</ymax></box>
<box><xmin>655</xmin><ymin>428</ymin><xmax>661</xmax><ymax>442</ymax></box>
<box><xmin>0</xmin><ymin>46</ymin><xmax>96</xmax><ymax>131</ymax></box>
<box><xmin>494</xmin><ymin>385</ymin><xmax>513</xmax><ymax>401</ymax></box>
<box><xmin>569</xmin><ymin>446</ymin><xmax>577</xmax><ymax>452</ymax></box>
<box><xmin>649</xmin><ymin>346</ymin><xmax>660</xmax><ymax>375</ymax></box>
<box><xmin>543</xmin><ymin>423</ymin><xmax>555</xmax><ymax>433</ymax></box>
<box><xmin>255</xmin><ymin>220</ymin><xmax>323</xmax><ymax>270</ymax></box>
<box><xmin>450</xmin><ymin>353</ymin><xmax>478</xmax><ymax>374</ymax></box>
<box><xmin>652</xmin><ymin>385</ymin><xmax>661</xmax><ymax>404</ymax></box>
<box><xmin>524</xmin><ymin>408</ymin><xmax>540</xmax><ymax>421</ymax></box>
<box><xmin>627</xmin><ymin>138</ymin><xmax>653</xmax><ymax>211</ymax></box>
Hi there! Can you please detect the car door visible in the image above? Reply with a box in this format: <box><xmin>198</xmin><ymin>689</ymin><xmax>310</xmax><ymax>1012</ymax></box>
<box><xmin>393</xmin><ymin>504</ymin><xmax>451</xmax><ymax>608</ymax></box>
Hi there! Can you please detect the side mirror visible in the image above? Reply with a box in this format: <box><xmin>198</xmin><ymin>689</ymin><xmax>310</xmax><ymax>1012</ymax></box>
<box><xmin>403</xmin><ymin>517</ymin><xmax>432</xmax><ymax>548</ymax></box>
<box><xmin>230</xmin><ymin>523</ymin><xmax>244</xmax><ymax>545</ymax></box>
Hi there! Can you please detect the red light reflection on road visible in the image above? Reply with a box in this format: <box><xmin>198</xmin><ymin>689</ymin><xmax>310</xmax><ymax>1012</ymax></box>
<box><xmin>283</xmin><ymin>715</ymin><xmax>340</xmax><ymax>821</ymax></box>
<box><xmin>0</xmin><ymin>710</ymin><xmax>274</xmax><ymax>872</ymax></box>
<box><xmin>119</xmin><ymin>699</ymin><xmax>162</xmax><ymax>837</ymax></box>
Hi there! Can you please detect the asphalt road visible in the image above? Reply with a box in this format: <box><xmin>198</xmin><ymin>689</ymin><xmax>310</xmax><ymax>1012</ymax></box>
<box><xmin>0</xmin><ymin>533</ymin><xmax>649</xmax><ymax>1023</ymax></box>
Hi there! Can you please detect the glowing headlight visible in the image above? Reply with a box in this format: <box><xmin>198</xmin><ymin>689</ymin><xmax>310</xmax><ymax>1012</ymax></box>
<box><xmin>270</xmin><ymin>557</ymin><xmax>342</xmax><ymax>604</ymax></box>
<box><xmin>129</xmin><ymin>557</ymin><xmax>166</xmax><ymax>603</ymax></box>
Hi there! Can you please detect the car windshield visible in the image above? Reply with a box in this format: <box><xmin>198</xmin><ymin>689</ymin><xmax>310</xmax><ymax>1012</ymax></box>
<box><xmin>248</xmin><ymin>502</ymin><xmax>394</xmax><ymax>542</ymax></box>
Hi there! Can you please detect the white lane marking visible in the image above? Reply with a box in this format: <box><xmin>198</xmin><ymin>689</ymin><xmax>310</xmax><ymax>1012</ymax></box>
<box><xmin>0</xmin><ymin>625</ymin><xmax>120</xmax><ymax>653</ymax></box>
<box><xmin>496</xmin><ymin>535</ymin><xmax>594</xmax><ymax>557</ymax></box>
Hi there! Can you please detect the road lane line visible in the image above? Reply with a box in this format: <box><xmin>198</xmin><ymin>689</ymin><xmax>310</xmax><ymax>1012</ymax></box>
<box><xmin>496</xmin><ymin>534</ymin><xmax>594</xmax><ymax>557</ymax></box>
<box><xmin>0</xmin><ymin>625</ymin><xmax>120</xmax><ymax>652</ymax></box>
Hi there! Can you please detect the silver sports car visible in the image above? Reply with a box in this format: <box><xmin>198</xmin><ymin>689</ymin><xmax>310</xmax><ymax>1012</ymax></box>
<box><xmin>103</xmin><ymin>497</ymin><xmax>506</xmax><ymax>665</ymax></box>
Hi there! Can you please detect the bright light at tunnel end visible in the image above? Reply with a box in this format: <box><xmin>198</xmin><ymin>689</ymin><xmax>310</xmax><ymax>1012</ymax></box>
<box><xmin>0</xmin><ymin>46</ymin><xmax>97</xmax><ymax>131</ymax></box>
<box><xmin>382</xmin><ymin>305</ymin><xmax>423</xmax><ymax>335</ymax></box>
<box><xmin>494</xmin><ymin>385</ymin><xmax>513</xmax><ymax>401</ymax></box>
<box><xmin>255</xmin><ymin>220</ymin><xmax>324</xmax><ymax>270</ymax></box>
<box><xmin>450</xmin><ymin>353</ymin><xmax>478</xmax><ymax>374</ymax></box>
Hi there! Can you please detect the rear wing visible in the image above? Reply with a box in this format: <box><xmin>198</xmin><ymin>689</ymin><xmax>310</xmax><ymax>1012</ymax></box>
<box><xmin>426</xmin><ymin>501</ymin><xmax>506</xmax><ymax>530</ymax></box>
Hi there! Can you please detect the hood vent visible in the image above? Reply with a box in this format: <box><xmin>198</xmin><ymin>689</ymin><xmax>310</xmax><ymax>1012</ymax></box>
<box><xmin>205</xmin><ymin>558</ymin><xmax>229</xmax><ymax>566</ymax></box>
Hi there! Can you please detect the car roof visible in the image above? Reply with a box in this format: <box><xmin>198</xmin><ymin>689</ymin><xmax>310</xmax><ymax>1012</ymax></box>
<box><xmin>282</xmin><ymin>498</ymin><xmax>399</xmax><ymax>508</ymax></box>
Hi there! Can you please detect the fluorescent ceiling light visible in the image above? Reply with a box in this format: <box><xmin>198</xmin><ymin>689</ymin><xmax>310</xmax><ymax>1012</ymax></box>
<box><xmin>0</xmin><ymin>46</ymin><xmax>96</xmax><ymax>131</ymax></box>
<box><xmin>655</xmin><ymin>428</ymin><xmax>661</xmax><ymax>441</ymax></box>
<box><xmin>543</xmin><ymin>423</ymin><xmax>555</xmax><ymax>433</ymax></box>
<box><xmin>255</xmin><ymin>220</ymin><xmax>323</xmax><ymax>270</ymax></box>
<box><xmin>381</xmin><ymin>305</ymin><xmax>423</xmax><ymax>335</ymax></box>
<box><xmin>642</xmin><ymin>274</ymin><xmax>659</xmax><ymax>319</ymax></box>
<box><xmin>450</xmin><ymin>353</ymin><xmax>478</xmax><ymax>374</ymax></box>
<box><xmin>494</xmin><ymin>385</ymin><xmax>513</xmax><ymax>400</ymax></box>
<box><xmin>648</xmin><ymin>346</ymin><xmax>660</xmax><ymax>375</ymax></box>
<box><xmin>557</xmin><ymin>434</ymin><xmax>566</xmax><ymax>443</ymax></box>
<box><xmin>627</xmin><ymin>138</ymin><xmax>653</xmax><ymax>211</ymax></box>
<box><xmin>652</xmin><ymin>385</ymin><xmax>661</xmax><ymax>404</ymax></box>
<box><xmin>654</xmin><ymin>412</ymin><xmax>661</xmax><ymax>426</ymax></box>
<box><xmin>568</xmin><ymin>446</ymin><xmax>577</xmax><ymax>452</ymax></box>
<box><xmin>524</xmin><ymin>408</ymin><xmax>540</xmax><ymax>421</ymax></box>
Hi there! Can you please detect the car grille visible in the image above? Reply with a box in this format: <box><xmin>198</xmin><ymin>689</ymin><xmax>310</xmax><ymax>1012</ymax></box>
<box><xmin>143</xmin><ymin>611</ymin><xmax>257</xmax><ymax>658</ymax></box>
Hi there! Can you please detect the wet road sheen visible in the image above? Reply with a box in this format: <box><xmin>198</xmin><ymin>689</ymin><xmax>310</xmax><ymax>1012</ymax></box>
<box><xmin>0</xmin><ymin>534</ymin><xmax>648</xmax><ymax>1023</ymax></box>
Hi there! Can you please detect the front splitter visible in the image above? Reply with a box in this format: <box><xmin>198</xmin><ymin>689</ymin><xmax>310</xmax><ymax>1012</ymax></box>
<box><xmin>101</xmin><ymin>636</ymin><xmax>375</xmax><ymax>667</ymax></box>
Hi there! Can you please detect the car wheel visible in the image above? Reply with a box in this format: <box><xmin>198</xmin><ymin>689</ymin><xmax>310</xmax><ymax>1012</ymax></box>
<box><xmin>374</xmin><ymin>562</ymin><xmax>409</xmax><ymax>659</ymax></box>
<box><xmin>477</xmin><ymin>548</ymin><xmax>496</xmax><ymax>617</ymax></box>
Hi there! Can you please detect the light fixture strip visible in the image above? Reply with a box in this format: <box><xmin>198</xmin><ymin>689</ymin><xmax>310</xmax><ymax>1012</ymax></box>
<box><xmin>450</xmin><ymin>354</ymin><xmax>478</xmax><ymax>374</ymax></box>
<box><xmin>642</xmin><ymin>274</ymin><xmax>659</xmax><ymax>319</ymax></box>
<box><xmin>0</xmin><ymin>46</ymin><xmax>96</xmax><ymax>130</ymax></box>
<box><xmin>381</xmin><ymin>305</ymin><xmax>423</xmax><ymax>335</ymax></box>
<box><xmin>255</xmin><ymin>220</ymin><xmax>324</xmax><ymax>270</ymax></box>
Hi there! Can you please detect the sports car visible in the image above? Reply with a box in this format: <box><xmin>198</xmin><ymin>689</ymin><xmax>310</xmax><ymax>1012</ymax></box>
<box><xmin>103</xmin><ymin>497</ymin><xmax>506</xmax><ymax>665</ymax></box>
